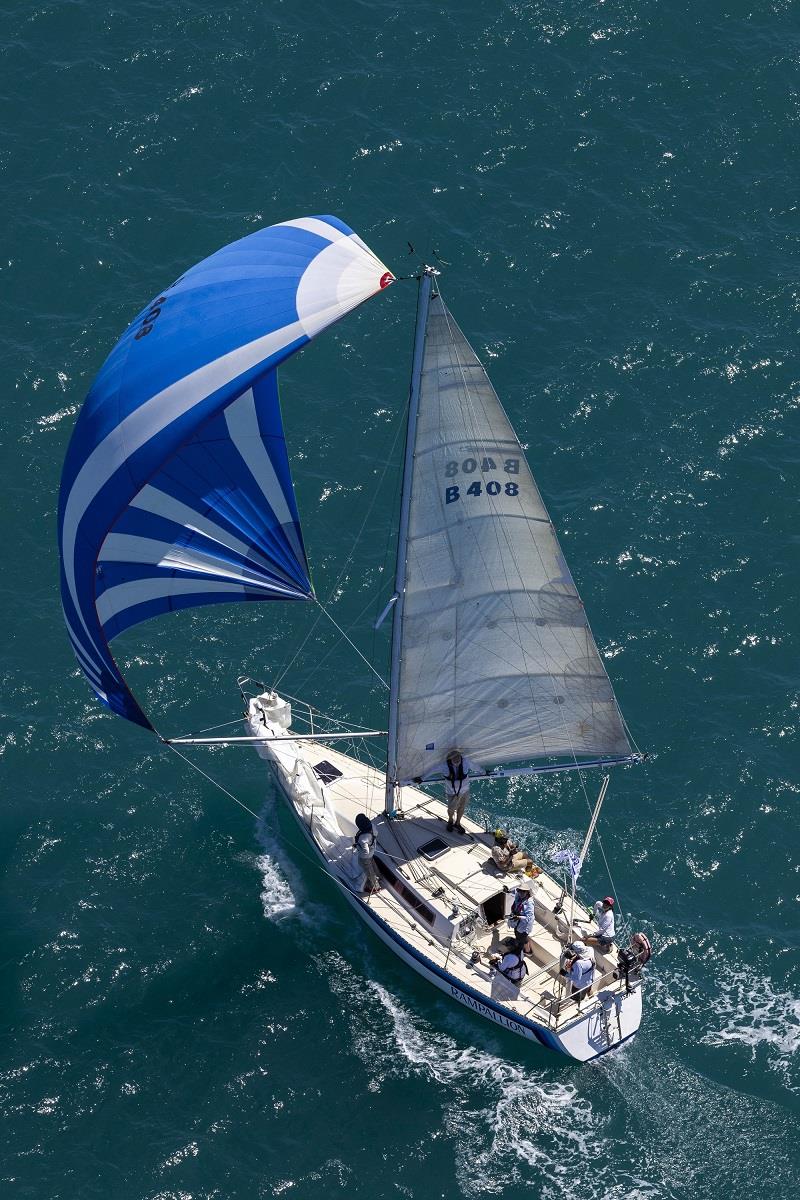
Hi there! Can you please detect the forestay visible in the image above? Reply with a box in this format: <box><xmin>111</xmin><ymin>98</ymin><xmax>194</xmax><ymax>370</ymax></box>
<box><xmin>58</xmin><ymin>216</ymin><xmax>392</xmax><ymax>729</ymax></box>
<box><xmin>393</xmin><ymin>290</ymin><xmax>631</xmax><ymax>782</ymax></box>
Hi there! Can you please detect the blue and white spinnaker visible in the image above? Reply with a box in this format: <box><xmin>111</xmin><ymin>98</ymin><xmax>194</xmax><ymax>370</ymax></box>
<box><xmin>58</xmin><ymin>216</ymin><xmax>393</xmax><ymax>729</ymax></box>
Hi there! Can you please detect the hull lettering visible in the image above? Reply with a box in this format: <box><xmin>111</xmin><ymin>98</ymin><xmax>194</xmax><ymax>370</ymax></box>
<box><xmin>449</xmin><ymin>984</ymin><xmax>534</xmax><ymax>1036</ymax></box>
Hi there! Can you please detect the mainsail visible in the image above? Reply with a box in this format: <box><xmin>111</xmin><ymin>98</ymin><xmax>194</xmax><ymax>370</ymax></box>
<box><xmin>389</xmin><ymin>274</ymin><xmax>631</xmax><ymax>784</ymax></box>
<box><xmin>59</xmin><ymin>216</ymin><xmax>392</xmax><ymax>729</ymax></box>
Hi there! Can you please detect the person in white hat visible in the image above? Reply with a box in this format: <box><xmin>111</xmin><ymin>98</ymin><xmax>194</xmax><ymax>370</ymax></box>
<box><xmin>508</xmin><ymin>882</ymin><xmax>536</xmax><ymax>953</ymax></box>
<box><xmin>562</xmin><ymin>941</ymin><xmax>595</xmax><ymax>1003</ymax></box>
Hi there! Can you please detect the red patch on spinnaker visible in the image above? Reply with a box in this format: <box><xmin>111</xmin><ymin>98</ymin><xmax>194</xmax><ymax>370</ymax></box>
<box><xmin>379</xmin><ymin>271</ymin><xmax>395</xmax><ymax>289</ymax></box>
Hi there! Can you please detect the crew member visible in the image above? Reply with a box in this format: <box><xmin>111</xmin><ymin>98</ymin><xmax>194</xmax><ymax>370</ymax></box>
<box><xmin>439</xmin><ymin>749</ymin><xmax>481</xmax><ymax>834</ymax></box>
<box><xmin>562</xmin><ymin>941</ymin><xmax>595</xmax><ymax>1003</ymax></box>
<box><xmin>354</xmin><ymin>813</ymin><xmax>380</xmax><ymax>894</ymax></box>
<box><xmin>508</xmin><ymin>882</ymin><xmax>535</xmax><ymax>952</ymax></box>
<box><xmin>491</xmin><ymin>831</ymin><xmax>540</xmax><ymax>876</ymax></box>
<box><xmin>489</xmin><ymin>939</ymin><xmax>528</xmax><ymax>987</ymax></box>
<box><xmin>584</xmin><ymin>896</ymin><xmax>616</xmax><ymax>948</ymax></box>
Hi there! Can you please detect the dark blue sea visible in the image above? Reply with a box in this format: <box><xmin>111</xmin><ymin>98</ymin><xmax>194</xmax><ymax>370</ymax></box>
<box><xmin>2</xmin><ymin>2</ymin><xmax>798</xmax><ymax>1196</ymax></box>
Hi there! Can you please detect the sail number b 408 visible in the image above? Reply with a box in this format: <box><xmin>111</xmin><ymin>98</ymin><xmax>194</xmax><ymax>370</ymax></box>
<box><xmin>443</xmin><ymin>456</ymin><xmax>520</xmax><ymax>505</ymax></box>
<box><xmin>445</xmin><ymin>480</ymin><xmax>519</xmax><ymax>504</ymax></box>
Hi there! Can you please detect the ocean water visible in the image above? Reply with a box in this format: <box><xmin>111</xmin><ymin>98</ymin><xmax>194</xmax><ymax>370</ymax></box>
<box><xmin>2</xmin><ymin>1</ymin><xmax>798</xmax><ymax>1196</ymax></box>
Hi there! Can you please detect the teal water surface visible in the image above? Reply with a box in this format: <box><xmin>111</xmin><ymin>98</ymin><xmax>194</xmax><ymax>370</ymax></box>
<box><xmin>2</xmin><ymin>2</ymin><xmax>798</xmax><ymax>1197</ymax></box>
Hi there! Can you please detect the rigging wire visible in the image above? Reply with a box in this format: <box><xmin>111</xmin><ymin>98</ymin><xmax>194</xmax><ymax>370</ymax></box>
<box><xmin>271</xmin><ymin>388</ymin><xmax>408</xmax><ymax>692</ymax></box>
<box><xmin>167</xmin><ymin>742</ymin><xmax>262</xmax><ymax>821</ymax></box>
<box><xmin>294</xmin><ymin>581</ymin><xmax>393</xmax><ymax>697</ymax></box>
<box><xmin>170</xmin><ymin>715</ymin><xmax>249</xmax><ymax>742</ymax></box>
<box><xmin>269</xmin><ymin>603</ymin><xmax>326</xmax><ymax>694</ymax></box>
<box><xmin>313</xmin><ymin>599</ymin><xmax>390</xmax><ymax>689</ymax></box>
<box><xmin>237</xmin><ymin>682</ymin><xmax>386</xmax><ymax>778</ymax></box>
<box><xmin>256</xmin><ymin>690</ymin><xmax>378</xmax><ymax>731</ymax></box>
<box><xmin>370</xmin><ymin>416</ymin><xmax>406</xmax><ymax>676</ymax></box>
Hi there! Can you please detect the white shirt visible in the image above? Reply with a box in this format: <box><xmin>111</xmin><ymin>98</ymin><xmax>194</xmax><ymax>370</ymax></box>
<box><xmin>568</xmin><ymin>955</ymin><xmax>594</xmax><ymax>991</ymax></box>
<box><xmin>593</xmin><ymin>902</ymin><xmax>615</xmax><ymax>940</ymax></box>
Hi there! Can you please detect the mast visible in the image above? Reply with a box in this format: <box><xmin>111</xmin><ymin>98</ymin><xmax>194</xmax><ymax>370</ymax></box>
<box><xmin>385</xmin><ymin>267</ymin><xmax>436</xmax><ymax>812</ymax></box>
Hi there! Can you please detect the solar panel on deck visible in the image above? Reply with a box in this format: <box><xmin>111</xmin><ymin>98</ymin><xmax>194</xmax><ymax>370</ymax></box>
<box><xmin>313</xmin><ymin>760</ymin><xmax>343</xmax><ymax>784</ymax></box>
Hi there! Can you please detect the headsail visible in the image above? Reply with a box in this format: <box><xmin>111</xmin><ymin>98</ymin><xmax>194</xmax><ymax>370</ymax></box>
<box><xmin>58</xmin><ymin>216</ymin><xmax>392</xmax><ymax>729</ymax></box>
<box><xmin>390</xmin><ymin>279</ymin><xmax>631</xmax><ymax>784</ymax></box>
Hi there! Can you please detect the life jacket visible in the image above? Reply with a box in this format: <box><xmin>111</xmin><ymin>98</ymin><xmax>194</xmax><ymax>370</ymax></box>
<box><xmin>498</xmin><ymin>952</ymin><xmax>528</xmax><ymax>984</ymax></box>
<box><xmin>446</xmin><ymin>757</ymin><xmax>467</xmax><ymax>795</ymax></box>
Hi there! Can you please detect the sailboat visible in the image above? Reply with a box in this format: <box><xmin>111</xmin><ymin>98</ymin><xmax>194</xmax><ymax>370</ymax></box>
<box><xmin>58</xmin><ymin>215</ymin><xmax>650</xmax><ymax>1061</ymax></box>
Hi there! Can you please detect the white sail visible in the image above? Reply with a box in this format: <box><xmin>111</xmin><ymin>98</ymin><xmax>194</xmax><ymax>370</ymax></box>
<box><xmin>392</xmin><ymin>288</ymin><xmax>631</xmax><ymax>783</ymax></box>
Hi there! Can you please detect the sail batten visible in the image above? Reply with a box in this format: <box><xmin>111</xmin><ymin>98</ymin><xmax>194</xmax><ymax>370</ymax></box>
<box><xmin>390</xmin><ymin>286</ymin><xmax>631</xmax><ymax>781</ymax></box>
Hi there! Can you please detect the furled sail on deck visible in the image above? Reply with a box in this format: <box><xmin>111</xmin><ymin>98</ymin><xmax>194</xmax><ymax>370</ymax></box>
<box><xmin>58</xmin><ymin>216</ymin><xmax>392</xmax><ymax>729</ymax></box>
<box><xmin>392</xmin><ymin>288</ymin><xmax>631</xmax><ymax>782</ymax></box>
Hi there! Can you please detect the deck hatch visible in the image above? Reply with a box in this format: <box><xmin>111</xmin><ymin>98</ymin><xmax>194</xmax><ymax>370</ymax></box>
<box><xmin>419</xmin><ymin>836</ymin><xmax>449</xmax><ymax>860</ymax></box>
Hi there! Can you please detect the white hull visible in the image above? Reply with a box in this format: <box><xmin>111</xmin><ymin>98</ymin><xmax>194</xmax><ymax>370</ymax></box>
<box><xmin>248</xmin><ymin>695</ymin><xmax>643</xmax><ymax>1062</ymax></box>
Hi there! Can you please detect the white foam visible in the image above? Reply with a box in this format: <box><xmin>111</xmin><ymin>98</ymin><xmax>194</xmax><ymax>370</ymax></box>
<box><xmin>231</xmin><ymin>792</ymin><xmax>300</xmax><ymax>922</ymax></box>
<box><xmin>701</xmin><ymin>960</ymin><xmax>800</xmax><ymax>1089</ymax></box>
<box><xmin>248</xmin><ymin>795</ymin><xmax>333</xmax><ymax>931</ymax></box>
<box><xmin>325</xmin><ymin>952</ymin><xmax>615</xmax><ymax>1197</ymax></box>
<box><xmin>604</xmin><ymin>1036</ymin><xmax>800</xmax><ymax>1192</ymax></box>
<box><xmin>255</xmin><ymin>851</ymin><xmax>297</xmax><ymax>922</ymax></box>
<box><xmin>646</xmin><ymin>946</ymin><xmax>800</xmax><ymax>1092</ymax></box>
<box><xmin>320</xmin><ymin>944</ymin><xmax>800</xmax><ymax>1194</ymax></box>
<box><xmin>159</xmin><ymin>1141</ymin><xmax>199</xmax><ymax>1170</ymax></box>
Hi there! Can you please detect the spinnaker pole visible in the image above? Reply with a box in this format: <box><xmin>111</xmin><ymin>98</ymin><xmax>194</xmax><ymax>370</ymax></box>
<box><xmin>385</xmin><ymin>267</ymin><xmax>436</xmax><ymax>812</ymax></box>
<box><xmin>566</xmin><ymin>773</ymin><xmax>611</xmax><ymax>944</ymax></box>
<box><xmin>165</xmin><ymin>731</ymin><xmax>386</xmax><ymax>746</ymax></box>
<box><xmin>577</xmin><ymin>773</ymin><xmax>611</xmax><ymax>876</ymax></box>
